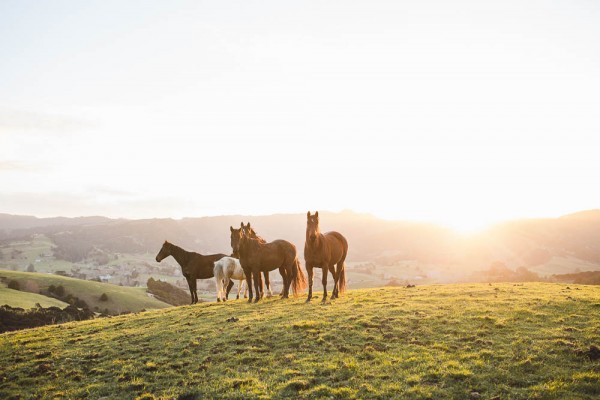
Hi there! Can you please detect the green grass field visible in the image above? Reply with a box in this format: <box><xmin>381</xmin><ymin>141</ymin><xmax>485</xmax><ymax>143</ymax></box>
<box><xmin>0</xmin><ymin>286</ymin><xmax>69</xmax><ymax>309</ymax></box>
<box><xmin>0</xmin><ymin>270</ymin><xmax>171</xmax><ymax>314</ymax></box>
<box><xmin>0</xmin><ymin>282</ymin><xmax>598</xmax><ymax>399</ymax></box>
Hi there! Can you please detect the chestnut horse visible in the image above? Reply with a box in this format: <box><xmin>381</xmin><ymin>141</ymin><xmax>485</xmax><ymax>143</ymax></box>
<box><xmin>230</xmin><ymin>222</ymin><xmax>307</xmax><ymax>303</ymax></box>
<box><xmin>304</xmin><ymin>211</ymin><xmax>348</xmax><ymax>302</ymax></box>
<box><xmin>227</xmin><ymin>222</ymin><xmax>273</xmax><ymax>298</ymax></box>
<box><xmin>241</xmin><ymin>222</ymin><xmax>274</xmax><ymax>297</ymax></box>
<box><xmin>155</xmin><ymin>241</ymin><xmax>229</xmax><ymax>304</ymax></box>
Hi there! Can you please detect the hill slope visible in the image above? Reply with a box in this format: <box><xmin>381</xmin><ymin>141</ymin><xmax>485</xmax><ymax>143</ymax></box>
<box><xmin>3</xmin><ymin>210</ymin><xmax>600</xmax><ymax>282</ymax></box>
<box><xmin>1</xmin><ymin>283</ymin><xmax>598</xmax><ymax>399</ymax></box>
<box><xmin>0</xmin><ymin>271</ymin><xmax>171</xmax><ymax>314</ymax></box>
<box><xmin>0</xmin><ymin>287</ymin><xmax>69</xmax><ymax>309</ymax></box>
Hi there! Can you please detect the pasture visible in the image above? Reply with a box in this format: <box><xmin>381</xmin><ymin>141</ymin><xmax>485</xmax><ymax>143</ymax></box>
<box><xmin>0</xmin><ymin>282</ymin><xmax>599</xmax><ymax>399</ymax></box>
<box><xmin>0</xmin><ymin>271</ymin><xmax>171</xmax><ymax>314</ymax></box>
<box><xmin>0</xmin><ymin>286</ymin><xmax>69</xmax><ymax>309</ymax></box>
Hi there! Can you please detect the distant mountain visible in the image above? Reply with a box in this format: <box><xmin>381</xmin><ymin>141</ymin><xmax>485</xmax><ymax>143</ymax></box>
<box><xmin>2</xmin><ymin>210</ymin><xmax>600</xmax><ymax>277</ymax></box>
<box><xmin>0</xmin><ymin>213</ymin><xmax>111</xmax><ymax>234</ymax></box>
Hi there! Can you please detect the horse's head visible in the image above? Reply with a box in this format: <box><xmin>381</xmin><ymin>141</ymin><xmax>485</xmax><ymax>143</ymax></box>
<box><xmin>243</xmin><ymin>222</ymin><xmax>259</xmax><ymax>239</ymax></box>
<box><xmin>230</xmin><ymin>223</ymin><xmax>245</xmax><ymax>257</ymax></box>
<box><xmin>306</xmin><ymin>211</ymin><xmax>320</xmax><ymax>243</ymax></box>
<box><xmin>155</xmin><ymin>240</ymin><xmax>171</xmax><ymax>262</ymax></box>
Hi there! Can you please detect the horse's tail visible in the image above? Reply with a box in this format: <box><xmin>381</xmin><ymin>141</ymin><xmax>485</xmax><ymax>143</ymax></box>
<box><xmin>291</xmin><ymin>257</ymin><xmax>307</xmax><ymax>296</ymax></box>
<box><xmin>331</xmin><ymin>232</ymin><xmax>348</xmax><ymax>294</ymax></box>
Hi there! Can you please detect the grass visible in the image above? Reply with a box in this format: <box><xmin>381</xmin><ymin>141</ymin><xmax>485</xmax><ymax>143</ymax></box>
<box><xmin>0</xmin><ymin>270</ymin><xmax>171</xmax><ymax>314</ymax></box>
<box><xmin>0</xmin><ymin>286</ymin><xmax>69</xmax><ymax>309</ymax></box>
<box><xmin>0</xmin><ymin>283</ymin><xmax>598</xmax><ymax>399</ymax></box>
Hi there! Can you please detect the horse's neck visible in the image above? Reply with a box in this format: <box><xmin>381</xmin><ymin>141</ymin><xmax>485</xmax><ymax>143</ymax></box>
<box><xmin>170</xmin><ymin>245</ymin><xmax>190</xmax><ymax>267</ymax></box>
<box><xmin>306</xmin><ymin>230</ymin><xmax>324</xmax><ymax>249</ymax></box>
<box><xmin>240</xmin><ymin>237</ymin><xmax>261</xmax><ymax>256</ymax></box>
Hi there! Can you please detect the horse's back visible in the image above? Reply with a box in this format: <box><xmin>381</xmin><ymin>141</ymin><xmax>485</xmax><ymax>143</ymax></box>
<box><xmin>192</xmin><ymin>252</ymin><xmax>228</xmax><ymax>278</ymax></box>
<box><xmin>246</xmin><ymin>239</ymin><xmax>296</xmax><ymax>270</ymax></box>
<box><xmin>214</xmin><ymin>256</ymin><xmax>244</xmax><ymax>280</ymax></box>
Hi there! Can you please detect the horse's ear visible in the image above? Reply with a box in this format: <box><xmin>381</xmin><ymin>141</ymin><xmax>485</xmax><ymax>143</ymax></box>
<box><xmin>247</xmin><ymin>222</ymin><xmax>251</xmax><ymax>228</ymax></box>
<box><xmin>230</xmin><ymin>226</ymin><xmax>234</xmax><ymax>232</ymax></box>
<box><xmin>315</xmin><ymin>211</ymin><xmax>319</xmax><ymax>218</ymax></box>
<box><xmin>307</xmin><ymin>211</ymin><xmax>311</xmax><ymax>218</ymax></box>
<box><xmin>240</xmin><ymin>222</ymin><xmax>244</xmax><ymax>228</ymax></box>
<box><xmin>164</xmin><ymin>240</ymin><xmax>169</xmax><ymax>244</ymax></box>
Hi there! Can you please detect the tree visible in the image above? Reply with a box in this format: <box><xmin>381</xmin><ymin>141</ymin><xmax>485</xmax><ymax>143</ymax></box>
<box><xmin>8</xmin><ymin>280</ymin><xmax>20</xmax><ymax>290</ymax></box>
<box><xmin>26</xmin><ymin>263</ymin><xmax>36</xmax><ymax>272</ymax></box>
<box><xmin>54</xmin><ymin>285</ymin><xmax>65</xmax><ymax>297</ymax></box>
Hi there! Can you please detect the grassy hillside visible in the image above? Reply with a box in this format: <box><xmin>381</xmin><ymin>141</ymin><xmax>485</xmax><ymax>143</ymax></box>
<box><xmin>1</xmin><ymin>283</ymin><xmax>598</xmax><ymax>399</ymax></box>
<box><xmin>0</xmin><ymin>286</ymin><xmax>69</xmax><ymax>309</ymax></box>
<box><xmin>0</xmin><ymin>270</ymin><xmax>171</xmax><ymax>314</ymax></box>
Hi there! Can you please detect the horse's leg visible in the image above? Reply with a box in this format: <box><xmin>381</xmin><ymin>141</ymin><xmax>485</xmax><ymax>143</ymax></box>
<box><xmin>305</xmin><ymin>264</ymin><xmax>314</xmax><ymax>302</ymax></box>
<box><xmin>253</xmin><ymin>270</ymin><xmax>262</xmax><ymax>303</ymax></box>
<box><xmin>321</xmin><ymin>266</ymin><xmax>329</xmax><ymax>303</ymax></box>
<box><xmin>329</xmin><ymin>264</ymin><xmax>339</xmax><ymax>299</ymax></box>
<box><xmin>236</xmin><ymin>279</ymin><xmax>243</xmax><ymax>299</ymax></box>
<box><xmin>279</xmin><ymin>267</ymin><xmax>288</xmax><ymax>298</ymax></box>
<box><xmin>244</xmin><ymin>269</ymin><xmax>253</xmax><ymax>303</ymax></box>
<box><xmin>214</xmin><ymin>276</ymin><xmax>221</xmax><ymax>302</ymax></box>
<box><xmin>191</xmin><ymin>278</ymin><xmax>198</xmax><ymax>304</ymax></box>
<box><xmin>185</xmin><ymin>276</ymin><xmax>194</xmax><ymax>304</ymax></box>
<box><xmin>263</xmin><ymin>271</ymin><xmax>272</xmax><ymax>297</ymax></box>
<box><xmin>284</xmin><ymin>265</ymin><xmax>293</xmax><ymax>298</ymax></box>
<box><xmin>225</xmin><ymin>279</ymin><xmax>234</xmax><ymax>301</ymax></box>
<box><xmin>222</xmin><ymin>278</ymin><xmax>229</xmax><ymax>302</ymax></box>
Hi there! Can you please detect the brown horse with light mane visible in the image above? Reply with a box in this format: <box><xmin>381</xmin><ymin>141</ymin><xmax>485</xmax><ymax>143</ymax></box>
<box><xmin>155</xmin><ymin>241</ymin><xmax>229</xmax><ymax>304</ymax></box>
<box><xmin>231</xmin><ymin>222</ymin><xmax>307</xmax><ymax>303</ymax></box>
<box><xmin>304</xmin><ymin>211</ymin><xmax>348</xmax><ymax>302</ymax></box>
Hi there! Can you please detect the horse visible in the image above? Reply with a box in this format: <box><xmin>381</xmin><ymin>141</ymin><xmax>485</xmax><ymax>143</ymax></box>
<box><xmin>213</xmin><ymin>256</ymin><xmax>247</xmax><ymax>302</ymax></box>
<box><xmin>155</xmin><ymin>240</ymin><xmax>229</xmax><ymax>304</ymax></box>
<box><xmin>230</xmin><ymin>222</ymin><xmax>307</xmax><ymax>303</ymax></box>
<box><xmin>304</xmin><ymin>211</ymin><xmax>349</xmax><ymax>303</ymax></box>
<box><xmin>241</xmin><ymin>222</ymin><xmax>274</xmax><ymax>297</ymax></box>
<box><xmin>230</xmin><ymin>222</ymin><xmax>273</xmax><ymax>297</ymax></box>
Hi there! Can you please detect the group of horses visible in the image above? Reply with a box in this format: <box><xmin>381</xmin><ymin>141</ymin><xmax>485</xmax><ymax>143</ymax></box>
<box><xmin>155</xmin><ymin>211</ymin><xmax>348</xmax><ymax>304</ymax></box>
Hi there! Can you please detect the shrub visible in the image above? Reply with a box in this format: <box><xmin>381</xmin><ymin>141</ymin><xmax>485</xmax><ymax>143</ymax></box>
<box><xmin>99</xmin><ymin>293</ymin><xmax>109</xmax><ymax>302</ymax></box>
<box><xmin>8</xmin><ymin>280</ymin><xmax>20</xmax><ymax>290</ymax></box>
<box><xmin>54</xmin><ymin>285</ymin><xmax>65</xmax><ymax>297</ymax></box>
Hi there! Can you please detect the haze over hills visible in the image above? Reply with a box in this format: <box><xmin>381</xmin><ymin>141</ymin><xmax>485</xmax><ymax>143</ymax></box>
<box><xmin>2</xmin><ymin>210</ymin><xmax>600</xmax><ymax>282</ymax></box>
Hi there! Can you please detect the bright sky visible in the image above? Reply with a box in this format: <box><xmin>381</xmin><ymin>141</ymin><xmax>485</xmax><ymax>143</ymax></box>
<box><xmin>1</xmin><ymin>0</ymin><xmax>599</xmax><ymax>232</ymax></box>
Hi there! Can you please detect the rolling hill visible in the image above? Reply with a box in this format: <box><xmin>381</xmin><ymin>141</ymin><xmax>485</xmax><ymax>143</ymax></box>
<box><xmin>2</xmin><ymin>210</ymin><xmax>600</xmax><ymax>284</ymax></box>
<box><xmin>0</xmin><ymin>283</ymin><xmax>598</xmax><ymax>399</ymax></box>
<box><xmin>0</xmin><ymin>271</ymin><xmax>171</xmax><ymax>314</ymax></box>
<box><xmin>0</xmin><ymin>286</ymin><xmax>69</xmax><ymax>309</ymax></box>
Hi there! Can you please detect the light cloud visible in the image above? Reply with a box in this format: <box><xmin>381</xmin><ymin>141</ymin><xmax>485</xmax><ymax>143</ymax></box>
<box><xmin>0</xmin><ymin>109</ymin><xmax>94</xmax><ymax>134</ymax></box>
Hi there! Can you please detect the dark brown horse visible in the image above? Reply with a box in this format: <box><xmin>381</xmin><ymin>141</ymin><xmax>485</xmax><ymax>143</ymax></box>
<box><xmin>155</xmin><ymin>241</ymin><xmax>229</xmax><ymax>304</ymax></box>
<box><xmin>231</xmin><ymin>223</ymin><xmax>307</xmax><ymax>303</ymax></box>
<box><xmin>304</xmin><ymin>211</ymin><xmax>348</xmax><ymax>302</ymax></box>
<box><xmin>233</xmin><ymin>222</ymin><xmax>273</xmax><ymax>297</ymax></box>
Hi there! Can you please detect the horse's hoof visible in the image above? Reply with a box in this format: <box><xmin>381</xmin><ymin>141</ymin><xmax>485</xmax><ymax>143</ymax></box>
<box><xmin>247</xmin><ymin>299</ymin><xmax>253</xmax><ymax>303</ymax></box>
<box><xmin>236</xmin><ymin>295</ymin><xmax>240</xmax><ymax>300</ymax></box>
<box><xmin>305</xmin><ymin>298</ymin><xmax>311</xmax><ymax>303</ymax></box>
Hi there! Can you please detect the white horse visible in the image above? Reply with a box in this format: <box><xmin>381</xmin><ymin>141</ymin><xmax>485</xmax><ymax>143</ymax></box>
<box><xmin>213</xmin><ymin>256</ymin><xmax>247</xmax><ymax>302</ymax></box>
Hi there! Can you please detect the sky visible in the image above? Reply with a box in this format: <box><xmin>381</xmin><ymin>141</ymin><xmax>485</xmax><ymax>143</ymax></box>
<box><xmin>1</xmin><ymin>0</ymin><xmax>599</xmax><ymax>232</ymax></box>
